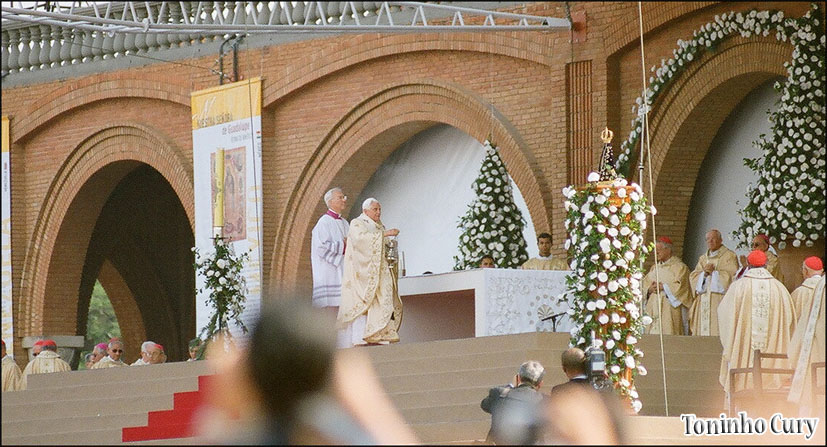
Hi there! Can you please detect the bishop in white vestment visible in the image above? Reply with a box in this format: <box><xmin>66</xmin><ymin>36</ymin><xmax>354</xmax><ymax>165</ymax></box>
<box><xmin>689</xmin><ymin>229</ymin><xmax>738</xmax><ymax>336</ymax></box>
<box><xmin>786</xmin><ymin>275</ymin><xmax>825</xmax><ymax>414</ymax></box>
<box><xmin>718</xmin><ymin>250</ymin><xmax>795</xmax><ymax>395</ymax></box>
<box><xmin>790</xmin><ymin>256</ymin><xmax>823</xmax><ymax>319</ymax></box>
<box><xmin>642</xmin><ymin>237</ymin><xmax>692</xmax><ymax>335</ymax></box>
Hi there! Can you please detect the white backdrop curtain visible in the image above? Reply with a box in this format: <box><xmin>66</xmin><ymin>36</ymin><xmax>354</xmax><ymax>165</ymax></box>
<box><xmin>350</xmin><ymin>124</ymin><xmax>538</xmax><ymax>275</ymax></box>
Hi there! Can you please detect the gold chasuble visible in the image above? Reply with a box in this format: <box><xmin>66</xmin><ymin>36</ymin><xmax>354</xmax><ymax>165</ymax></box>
<box><xmin>21</xmin><ymin>350</ymin><xmax>71</xmax><ymax>390</ymax></box>
<box><xmin>642</xmin><ymin>256</ymin><xmax>692</xmax><ymax>335</ymax></box>
<box><xmin>791</xmin><ymin>275</ymin><xmax>822</xmax><ymax>321</ymax></box>
<box><xmin>521</xmin><ymin>256</ymin><xmax>568</xmax><ymax>270</ymax></box>
<box><xmin>787</xmin><ymin>276</ymin><xmax>825</xmax><ymax>411</ymax></box>
<box><xmin>689</xmin><ymin>245</ymin><xmax>738</xmax><ymax>336</ymax></box>
<box><xmin>338</xmin><ymin>213</ymin><xmax>403</xmax><ymax>344</ymax></box>
<box><xmin>91</xmin><ymin>356</ymin><xmax>126</xmax><ymax>369</ymax></box>
<box><xmin>2</xmin><ymin>355</ymin><xmax>23</xmax><ymax>392</ymax></box>
<box><xmin>717</xmin><ymin>268</ymin><xmax>795</xmax><ymax>394</ymax></box>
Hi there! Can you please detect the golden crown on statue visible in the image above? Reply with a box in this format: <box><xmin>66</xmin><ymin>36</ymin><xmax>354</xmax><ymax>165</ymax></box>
<box><xmin>598</xmin><ymin>127</ymin><xmax>619</xmax><ymax>182</ymax></box>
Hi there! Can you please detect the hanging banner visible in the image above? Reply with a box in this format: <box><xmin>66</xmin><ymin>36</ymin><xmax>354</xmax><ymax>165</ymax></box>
<box><xmin>1</xmin><ymin>116</ymin><xmax>12</xmax><ymax>356</ymax></box>
<box><xmin>191</xmin><ymin>79</ymin><xmax>263</xmax><ymax>338</ymax></box>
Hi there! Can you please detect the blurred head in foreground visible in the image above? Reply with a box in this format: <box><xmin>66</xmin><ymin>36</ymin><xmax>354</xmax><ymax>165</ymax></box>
<box><xmin>543</xmin><ymin>385</ymin><xmax>628</xmax><ymax>444</ymax></box>
<box><xmin>247</xmin><ymin>298</ymin><xmax>337</xmax><ymax>442</ymax></box>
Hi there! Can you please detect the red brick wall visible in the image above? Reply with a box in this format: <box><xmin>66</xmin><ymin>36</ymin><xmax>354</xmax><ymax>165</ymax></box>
<box><xmin>1</xmin><ymin>1</ymin><xmax>814</xmax><ymax>362</ymax></box>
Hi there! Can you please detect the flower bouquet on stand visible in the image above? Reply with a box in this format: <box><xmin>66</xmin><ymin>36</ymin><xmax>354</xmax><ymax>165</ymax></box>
<box><xmin>193</xmin><ymin>236</ymin><xmax>250</xmax><ymax>353</ymax></box>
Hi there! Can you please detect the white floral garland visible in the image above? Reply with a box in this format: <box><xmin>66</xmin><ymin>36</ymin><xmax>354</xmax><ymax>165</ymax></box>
<box><xmin>455</xmin><ymin>140</ymin><xmax>529</xmax><ymax>269</ymax></box>
<box><xmin>562</xmin><ymin>173</ymin><xmax>653</xmax><ymax>413</ymax></box>
<box><xmin>615</xmin><ymin>4</ymin><xmax>825</xmax><ymax>249</ymax></box>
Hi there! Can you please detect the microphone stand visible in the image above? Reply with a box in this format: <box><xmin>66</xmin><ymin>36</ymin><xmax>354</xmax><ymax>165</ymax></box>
<box><xmin>540</xmin><ymin>312</ymin><xmax>567</xmax><ymax>332</ymax></box>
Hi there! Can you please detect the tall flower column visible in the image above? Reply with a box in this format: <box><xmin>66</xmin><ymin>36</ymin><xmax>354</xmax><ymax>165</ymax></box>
<box><xmin>563</xmin><ymin>174</ymin><xmax>653</xmax><ymax>413</ymax></box>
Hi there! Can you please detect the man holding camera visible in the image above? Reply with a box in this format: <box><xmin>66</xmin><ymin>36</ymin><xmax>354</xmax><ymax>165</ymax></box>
<box><xmin>480</xmin><ymin>360</ymin><xmax>546</xmax><ymax>445</ymax></box>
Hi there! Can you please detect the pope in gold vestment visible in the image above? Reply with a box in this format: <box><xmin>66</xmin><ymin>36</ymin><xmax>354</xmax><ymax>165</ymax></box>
<box><xmin>337</xmin><ymin>210</ymin><xmax>403</xmax><ymax>346</ymax></box>
<box><xmin>718</xmin><ymin>268</ymin><xmax>795</xmax><ymax>394</ymax></box>
<box><xmin>689</xmin><ymin>245</ymin><xmax>738</xmax><ymax>336</ymax></box>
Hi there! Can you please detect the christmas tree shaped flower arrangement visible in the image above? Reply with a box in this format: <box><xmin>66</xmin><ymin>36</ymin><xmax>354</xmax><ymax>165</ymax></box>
<box><xmin>455</xmin><ymin>140</ymin><xmax>529</xmax><ymax>270</ymax></box>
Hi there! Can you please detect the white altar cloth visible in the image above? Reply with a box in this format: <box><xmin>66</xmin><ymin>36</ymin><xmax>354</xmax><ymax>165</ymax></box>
<box><xmin>398</xmin><ymin>268</ymin><xmax>573</xmax><ymax>338</ymax></box>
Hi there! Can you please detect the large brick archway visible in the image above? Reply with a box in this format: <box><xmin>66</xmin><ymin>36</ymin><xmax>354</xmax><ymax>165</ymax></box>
<box><xmin>639</xmin><ymin>37</ymin><xmax>790</xmax><ymax>256</ymax></box>
<box><xmin>269</xmin><ymin>80</ymin><xmax>550</xmax><ymax>294</ymax></box>
<box><xmin>19</xmin><ymin>124</ymin><xmax>195</xmax><ymax>361</ymax></box>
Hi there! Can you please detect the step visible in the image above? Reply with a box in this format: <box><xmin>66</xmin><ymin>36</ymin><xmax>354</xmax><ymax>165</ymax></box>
<box><xmin>388</xmin><ymin>385</ymin><xmax>493</xmax><ymax>410</ymax></box>
<box><xmin>1</xmin><ymin>427</ymin><xmax>123</xmax><ymax>445</ymax></box>
<box><xmin>365</xmin><ymin>332</ymin><xmax>570</xmax><ymax>361</ymax></box>
<box><xmin>380</xmin><ymin>365</ymin><xmax>563</xmax><ymax>394</ymax></box>
<box><xmin>1</xmin><ymin>376</ymin><xmax>200</xmax><ymax>405</ymax></box>
<box><xmin>370</xmin><ymin>348</ymin><xmax>562</xmax><ymax>376</ymax></box>
<box><xmin>399</xmin><ymin>402</ymin><xmax>487</xmax><ymax>424</ymax></box>
<box><xmin>25</xmin><ymin>361</ymin><xmax>214</xmax><ymax>390</ymax></box>
<box><xmin>410</xmin><ymin>419</ymin><xmax>490</xmax><ymax>444</ymax></box>
<box><xmin>1</xmin><ymin>412</ymin><xmax>148</xmax><ymax>438</ymax></box>
<box><xmin>1</xmin><ymin>394</ymin><xmax>175</xmax><ymax>422</ymax></box>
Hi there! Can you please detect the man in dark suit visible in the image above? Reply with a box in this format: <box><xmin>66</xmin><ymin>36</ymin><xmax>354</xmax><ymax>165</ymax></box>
<box><xmin>480</xmin><ymin>360</ymin><xmax>545</xmax><ymax>444</ymax></box>
<box><xmin>550</xmin><ymin>347</ymin><xmax>590</xmax><ymax>395</ymax></box>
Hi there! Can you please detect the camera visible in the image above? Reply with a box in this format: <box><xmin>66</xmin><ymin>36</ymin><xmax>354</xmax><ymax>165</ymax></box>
<box><xmin>584</xmin><ymin>347</ymin><xmax>612</xmax><ymax>391</ymax></box>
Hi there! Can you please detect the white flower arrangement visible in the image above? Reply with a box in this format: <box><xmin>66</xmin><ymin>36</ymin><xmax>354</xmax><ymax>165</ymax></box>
<box><xmin>613</xmin><ymin>4</ymin><xmax>825</xmax><ymax>249</ymax></box>
<box><xmin>562</xmin><ymin>173</ymin><xmax>652</xmax><ymax>413</ymax></box>
<box><xmin>735</xmin><ymin>4</ymin><xmax>825</xmax><ymax>249</ymax></box>
<box><xmin>193</xmin><ymin>237</ymin><xmax>250</xmax><ymax>341</ymax></box>
<box><xmin>455</xmin><ymin>140</ymin><xmax>530</xmax><ymax>269</ymax></box>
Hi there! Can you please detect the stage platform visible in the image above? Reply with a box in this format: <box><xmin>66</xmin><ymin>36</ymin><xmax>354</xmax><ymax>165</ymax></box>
<box><xmin>2</xmin><ymin>333</ymin><xmax>823</xmax><ymax>445</ymax></box>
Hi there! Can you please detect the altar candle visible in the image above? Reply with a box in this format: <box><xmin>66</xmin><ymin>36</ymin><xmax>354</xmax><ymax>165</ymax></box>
<box><xmin>213</xmin><ymin>148</ymin><xmax>225</xmax><ymax>229</ymax></box>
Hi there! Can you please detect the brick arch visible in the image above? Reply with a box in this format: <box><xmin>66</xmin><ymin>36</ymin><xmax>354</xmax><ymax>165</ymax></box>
<box><xmin>269</xmin><ymin>80</ymin><xmax>551</xmax><ymax>291</ymax></box>
<box><xmin>262</xmin><ymin>32</ymin><xmax>556</xmax><ymax>107</ymax></box>
<box><xmin>10</xmin><ymin>75</ymin><xmax>191</xmax><ymax>144</ymax></box>
<box><xmin>97</xmin><ymin>260</ymin><xmax>146</xmax><ymax>364</ymax></box>
<box><xmin>601</xmin><ymin>2</ymin><xmax>717</xmax><ymax>56</ymax></box>
<box><xmin>643</xmin><ymin>38</ymin><xmax>789</xmax><ymax>256</ymax></box>
<box><xmin>600</xmin><ymin>2</ymin><xmax>811</xmax><ymax>58</ymax></box>
<box><xmin>20</xmin><ymin>125</ymin><xmax>194</xmax><ymax>341</ymax></box>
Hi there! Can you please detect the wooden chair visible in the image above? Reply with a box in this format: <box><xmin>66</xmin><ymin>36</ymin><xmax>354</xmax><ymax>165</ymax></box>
<box><xmin>728</xmin><ymin>349</ymin><xmax>795</xmax><ymax>414</ymax></box>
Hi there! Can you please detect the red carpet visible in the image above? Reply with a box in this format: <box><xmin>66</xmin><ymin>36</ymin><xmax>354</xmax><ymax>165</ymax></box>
<box><xmin>122</xmin><ymin>375</ymin><xmax>214</xmax><ymax>442</ymax></box>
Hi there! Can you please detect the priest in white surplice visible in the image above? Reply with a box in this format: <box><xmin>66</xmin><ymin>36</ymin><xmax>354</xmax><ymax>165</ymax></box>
<box><xmin>689</xmin><ymin>229</ymin><xmax>739</xmax><ymax>336</ymax></box>
<box><xmin>311</xmin><ymin>187</ymin><xmax>350</xmax><ymax>347</ymax></box>
<box><xmin>642</xmin><ymin>236</ymin><xmax>693</xmax><ymax>335</ymax></box>
<box><xmin>790</xmin><ymin>256</ymin><xmax>823</xmax><ymax>319</ymax></box>
<box><xmin>718</xmin><ymin>250</ymin><xmax>795</xmax><ymax>396</ymax></box>
<box><xmin>787</xmin><ymin>275</ymin><xmax>825</xmax><ymax>415</ymax></box>
<box><xmin>337</xmin><ymin>198</ymin><xmax>403</xmax><ymax>347</ymax></box>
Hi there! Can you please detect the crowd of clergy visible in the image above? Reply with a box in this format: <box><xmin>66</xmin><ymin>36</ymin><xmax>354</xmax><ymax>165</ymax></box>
<box><xmin>311</xmin><ymin>187</ymin><xmax>824</xmax><ymax>414</ymax></box>
<box><xmin>2</xmin><ymin>336</ymin><xmax>205</xmax><ymax>392</ymax></box>
<box><xmin>2</xmin><ymin>185</ymin><xmax>823</xmax><ymax>418</ymax></box>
